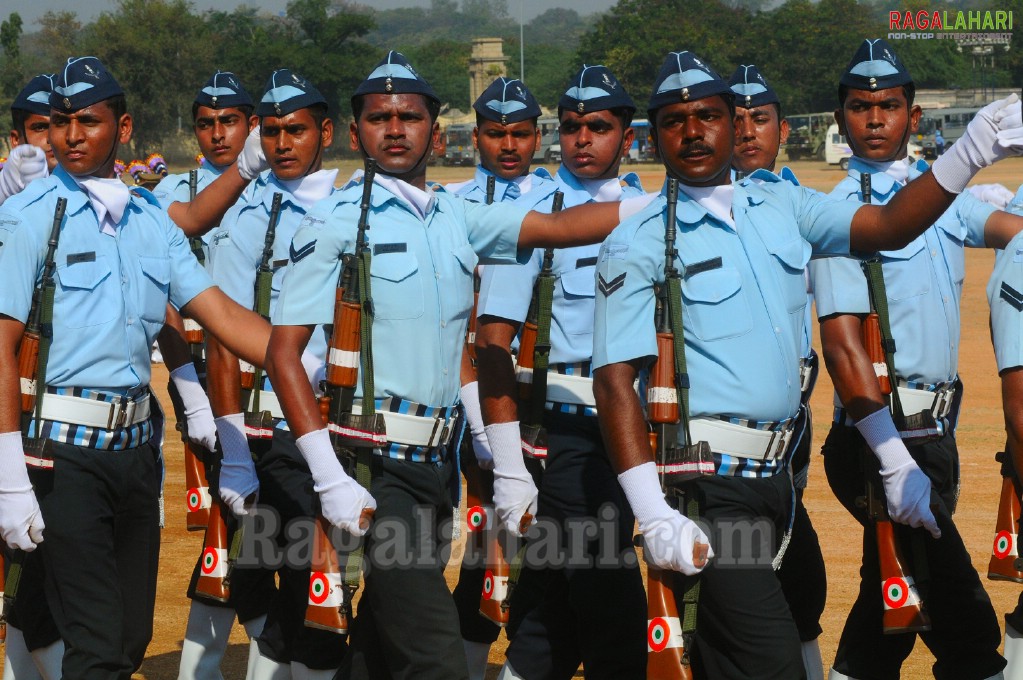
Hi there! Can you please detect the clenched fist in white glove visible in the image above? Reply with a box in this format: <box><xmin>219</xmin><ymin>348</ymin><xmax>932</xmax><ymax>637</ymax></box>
<box><xmin>618</xmin><ymin>462</ymin><xmax>713</xmax><ymax>575</ymax></box>
<box><xmin>0</xmin><ymin>432</ymin><xmax>45</xmax><ymax>551</ymax></box>
<box><xmin>486</xmin><ymin>421</ymin><xmax>537</xmax><ymax>536</ymax></box>
<box><xmin>216</xmin><ymin>413</ymin><xmax>259</xmax><ymax>516</ymax></box>
<box><xmin>933</xmin><ymin>94</ymin><xmax>1023</xmax><ymax>194</ymax></box>
<box><xmin>967</xmin><ymin>183</ymin><xmax>1015</xmax><ymax>209</ymax></box>
<box><xmin>170</xmin><ymin>363</ymin><xmax>218</xmax><ymax>452</ymax></box>
<box><xmin>460</xmin><ymin>382</ymin><xmax>493</xmax><ymax>470</ymax></box>
<box><xmin>296</xmin><ymin>428</ymin><xmax>376</xmax><ymax>536</ymax></box>
<box><xmin>0</xmin><ymin>145</ymin><xmax>48</xmax><ymax>205</ymax></box>
<box><xmin>237</xmin><ymin>127</ymin><xmax>268</xmax><ymax>181</ymax></box>
<box><xmin>856</xmin><ymin>408</ymin><xmax>941</xmax><ymax>539</ymax></box>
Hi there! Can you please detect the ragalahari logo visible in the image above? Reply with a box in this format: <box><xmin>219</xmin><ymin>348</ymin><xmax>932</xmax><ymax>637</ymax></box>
<box><xmin>889</xmin><ymin>9</ymin><xmax>1013</xmax><ymax>41</ymax></box>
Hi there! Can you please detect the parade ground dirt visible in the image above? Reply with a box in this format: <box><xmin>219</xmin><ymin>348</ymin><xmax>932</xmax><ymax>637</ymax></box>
<box><xmin>41</xmin><ymin>157</ymin><xmax>1023</xmax><ymax>679</ymax></box>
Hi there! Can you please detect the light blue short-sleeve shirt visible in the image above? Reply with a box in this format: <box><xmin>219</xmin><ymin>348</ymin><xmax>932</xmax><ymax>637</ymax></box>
<box><xmin>208</xmin><ymin>174</ymin><xmax>332</xmax><ymax>363</ymax></box>
<box><xmin>476</xmin><ymin>166</ymin><xmax>646</xmax><ymax>364</ymax></box>
<box><xmin>809</xmin><ymin>157</ymin><xmax>993</xmax><ymax>385</ymax></box>
<box><xmin>987</xmin><ymin>187</ymin><xmax>1023</xmax><ymax>373</ymax></box>
<box><xmin>593</xmin><ymin>175</ymin><xmax>857</xmax><ymax>424</ymax></box>
<box><xmin>274</xmin><ymin>177</ymin><xmax>529</xmax><ymax>408</ymax></box>
<box><xmin>0</xmin><ymin>167</ymin><xmax>213</xmax><ymax>392</ymax></box>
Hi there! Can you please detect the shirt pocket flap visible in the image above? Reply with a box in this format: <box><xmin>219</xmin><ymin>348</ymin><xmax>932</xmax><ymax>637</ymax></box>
<box><xmin>57</xmin><ymin>258</ymin><xmax>112</xmax><ymax>291</ymax></box>
<box><xmin>452</xmin><ymin>244</ymin><xmax>478</xmax><ymax>274</ymax></box>
<box><xmin>560</xmin><ymin>266</ymin><xmax>595</xmax><ymax>298</ymax></box>
<box><xmin>766</xmin><ymin>237</ymin><xmax>811</xmax><ymax>271</ymax></box>
<box><xmin>681</xmin><ymin>267</ymin><xmax>742</xmax><ymax>304</ymax></box>
<box><xmin>883</xmin><ymin>236</ymin><xmax>925</xmax><ymax>261</ymax></box>
<box><xmin>138</xmin><ymin>255</ymin><xmax>171</xmax><ymax>286</ymax></box>
<box><xmin>371</xmin><ymin>252</ymin><xmax>419</xmax><ymax>283</ymax></box>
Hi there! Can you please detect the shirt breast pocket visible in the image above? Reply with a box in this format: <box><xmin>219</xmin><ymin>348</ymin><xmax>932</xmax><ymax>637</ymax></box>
<box><xmin>138</xmin><ymin>255</ymin><xmax>171</xmax><ymax>324</ymax></box>
<box><xmin>56</xmin><ymin>257</ymin><xmax>117</xmax><ymax>328</ymax></box>
<box><xmin>370</xmin><ymin>251</ymin><xmax>424</xmax><ymax>320</ymax></box>
<box><xmin>558</xmin><ymin>266</ymin><xmax>596</xmax><ymax>336</ymax></box>
<box><xmin>766</xmin><ymin>237</ymin><xmax>811</xmax><ymax>314</ymax></box>
<box><xmin>452</xmin><ymin>244</ymin><xmax>478</xmax><ymax>321</ymax></box>
<box><xmin>681</xmin><ymin>267</ymin><xmax>752</xmax><ymax>341</ymax></box>
<box><xmin>935</xmin><ymin>220</ymin><xmax>966</xmax><ymax>287</ymax></box>
<box><xmin>883</xmin><ymin>238</ymin><xmax>930</xmax><ymax>301</ymax></box>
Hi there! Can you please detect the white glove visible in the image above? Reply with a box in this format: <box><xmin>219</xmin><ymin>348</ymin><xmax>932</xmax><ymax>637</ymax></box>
<box><xmin>0</xmin><ymin>432</ymin><xmax>45</xmax><ymax>551</ymax></box>
<box><xmin>460</xmin><ymin>382</ymin><xmax>493</xmax><ymax>470</ymax></box>
<box><xmin>216</xmin><ymin>413</ymin><xmax>258</xmax><ymax>516</ymax></box>
<box><xmin>967</xmin><ymin>183</ymin><xmax>1015</xmax><ymax>209</ymax></box>
<box><xmin>486</xmin><ymin>421</ymin><xmax>538</xmax><ymax>536</ymax></box>
<box><xmin>856</xmin><ymin>408</ymin><xmax>941</xmax><ymax>539</ymax></box>
<box><xmin>237</xmin><ymin>127</ymin><xmax>268</xmax><ymax>181</ymax></box>
<box><xmin>300</xmin><ymin>349</ymin><xmax>326</xmax><ymax>398</ymax></box>
<box><xmin>932</xmin><ymin>94</ymin><xmax>1023</xmax><ymax>193</ymax></box>
<box><xmin>0</xmin><ymin>145</ymin><xmax>48</xmax><ymax>205</ymax></box>
<box><xmin>296</xmin><ymin>428</ymin><xmax>376</xmax><ymax>536</ymax></box>
<box><xmin>170</xmin><ymin>363</ymin><xmax>218</xmax><ymax>452</ymax></box>
<box><xmin>618</xmin><ymin>462</ymin><xmax>713</xmax><ymax>575</ymax></box>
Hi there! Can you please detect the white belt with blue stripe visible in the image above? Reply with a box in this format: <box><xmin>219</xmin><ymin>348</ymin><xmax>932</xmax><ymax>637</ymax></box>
<box><xmin>35</xmin><ymin>391</ymin><xmax>151</xmax><ymax>429</ymax></box>
<box><xmin>689</xmin><ymin>417</ymin><xmax>794</xmax><ymax>461</ymax></box>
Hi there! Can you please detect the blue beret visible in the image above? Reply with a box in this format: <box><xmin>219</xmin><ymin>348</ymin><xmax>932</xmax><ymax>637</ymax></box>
<box><xmin>559</xmin><ymin>65</ymin><xmax>634</xmax><ymax>115</ymax></box>
<box><xmin>195</xmin><ymin>70</ymin><xmax>253</xmax><ymax>110</ymax></box>
<box><xmin>51</xmin><ymin>57</ymin><xmax>124</xmax><ymax>112</ymax></box>
<box><xmin>840</xmin><ymin>38</ymin><xmax>912</xmax><ymax>91</ymax></box>
<box><xmin>473</xmin><ymin>77</ymin><xmax>541</xmax><ymax>124</ymax></box>
<box><xmin>256</xmin><ymin>69</ymin><xmax>326</xmax><ymax>118</ymax></box>
<box><xmin>648</xmin><ymin>51</ymin><xmax>731</xmax><ymax>113</ymax></box>
<box><xmin>728</xmin><ymin>64</ymin><xmax>779</xmax><ymax>109</ymax></box>
<box><xmin>12</xmin><ymin>74</ymin><xmax>56</xmax><ymax>116</ymax></box>
<box><xmin>353</xmin><ymin>51</ymin><xmax>439</xmax><ymax>105</ymax></box>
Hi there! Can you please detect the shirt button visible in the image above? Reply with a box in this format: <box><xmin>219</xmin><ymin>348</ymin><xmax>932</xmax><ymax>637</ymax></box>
<box><xmin>443</xmin><ymin>368</ymin><xmax>448</xmax><ymax>375</ymax></box>
<box><xmin>774</xmin><ymin>326</ymin><xmax>781</xmax><ymax>333</ymax></box>
<box><xmin>441</xmin><ymin>321</ymin><xmax>446</xmax><ymax>328</ymax></box>
<box><xmin>931</xmin><ymin>250</ymin><xmax>937</xmax><ymax>257</ymax></box>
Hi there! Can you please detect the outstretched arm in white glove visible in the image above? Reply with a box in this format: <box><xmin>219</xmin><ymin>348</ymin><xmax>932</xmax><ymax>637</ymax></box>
<box><xmin>932</xmin><ymin>94</ymin><xmax>1023</xmax><ymax>194</ymax></box>
<box><xmin>0</xmin><ymin>145</ymin><xmax>48</xmax><ymax>206</ymax></box>
<box><xmin>486</xmin><ymin>421</ymin><xmax>537</xmax><ymax>536</ymax></box>
<box><xmin>461</xmin><ymin>381</ymin><xmax>493</xmax><ymax>470</ymax></box>
<box><xmin>967</xmin><ymin>182</ymin><xmax>1015</xmax><ymax>209</ymax></box>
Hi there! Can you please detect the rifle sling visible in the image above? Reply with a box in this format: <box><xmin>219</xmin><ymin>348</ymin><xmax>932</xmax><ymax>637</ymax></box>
<box><xmin>862</xmin><ymin>259</ymin><xmax>905</xmax><ymax>419</ymax></box>
<box><xmin>528</xmin><ymin>258</ymin><xmax>556</xmax><ymax>424</ymax></box>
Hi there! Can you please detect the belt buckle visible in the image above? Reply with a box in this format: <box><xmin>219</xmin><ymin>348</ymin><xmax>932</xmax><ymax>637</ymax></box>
<box><xmin>113</xmin><ymin>399</ymin><xmax>137</xmax><ymax>429</ymax></box>
<box><xmin>932</xmin><ymin>388</ymin><xmax>950</xmax><ymax>419</ymax></box>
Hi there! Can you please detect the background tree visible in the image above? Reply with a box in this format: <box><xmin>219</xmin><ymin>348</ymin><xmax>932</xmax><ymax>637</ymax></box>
<box><xmin>1</xmin><ymin>12</ymin><xmax>25</xmax><ymax>101</ymax></box>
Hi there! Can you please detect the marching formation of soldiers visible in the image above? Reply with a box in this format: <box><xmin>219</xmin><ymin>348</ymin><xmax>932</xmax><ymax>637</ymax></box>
<box><xmin>2</xmin><ymin>35</ymin><xmax>1023</xmax><ymax>680</ymax></box>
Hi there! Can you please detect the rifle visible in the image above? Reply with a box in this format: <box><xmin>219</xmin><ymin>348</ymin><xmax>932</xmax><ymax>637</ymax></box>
<box><xmin>857</xmin><ymin>173</ymin><xmax>931</xmax><ymax>633</ymax></box>
<box><xmin>308</xmin><ymin>160</ymin><xmax>380</xmax><ymax>633</ymax></box>
<box><xmin>987</xmin><ymin>450</ymin><xmax>1023</xmax><ymax>582</ymax></box>
<box><xmin>9</xmin><ymin>198</ymin><xmax>65</xmax><ymax>631</ymax></box>
<box><xmin>18</xmin><ymin>198</ymin><xmax>66</xmax><ymax>416</ymax></box>
<box><xmin>517</xmin><ymin>191</ymin><xmax>565</xmax><ymax>460</ymax></box>
<box><xmin>644</xmin><ymin>178</ymin><xmax>712</xmax><ymax>680</ymax></box>
<box><xmin>194</xmin><ymin>500</ymin><xmax>230</xmax><ymax>603</ymax></box>
<box><xmin>242</xmin><ymin>192</ymin><xmax>284</xmax><ymax>439</ymax></box>
<box><xmin>183</xmin><ymin>170</ymin><xmax>206</xmax><ymax>349</ymax></box>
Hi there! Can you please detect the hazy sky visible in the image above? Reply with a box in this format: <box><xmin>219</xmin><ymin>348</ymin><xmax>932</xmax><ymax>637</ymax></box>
<box><xmin>10</xmin><ymin>0</ymin><xmax>618</xmax><ymax>26</ymax></box>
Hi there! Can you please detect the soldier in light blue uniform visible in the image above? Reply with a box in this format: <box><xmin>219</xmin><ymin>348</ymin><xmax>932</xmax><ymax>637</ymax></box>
<box><xmin>987</xmin><ymin>195</ymin><xmax>1023</xmax><ymax>676</ymax></box>
<box><xmin>264</xmin><ymin>50</ymin><xmax>630</xmax><ymax>680</ymax></box>
<box><xmin>0</xmin><ymin>56</ymin><xmax>272</xmax><ymax>680</ymax></box>
<box><xmin>0</xmin><ymin>75</ymin><xmax>56</xmax><ymax>207</ymax></box>
<box><xmin>207</xmin><ymin>68</ymin><xmax>341</xmax><ymax>679</ymax></box>
<box><xmin>810</xmin><ymin>39</ymin><xmax>1023</xmax><ymax>680</ymax></box>
<box><xmin>476</xmin><ymin>64</ymin><xmax>648</xmax><ymax>680</ymax></box>
<box><xmin>591</xmin><ymin>48</ymin><xmax>1023</xmax><ymax>680</ymax></box>
<box><xmin>154</xmin><ymin>70</ymin><xmax>261</xmax><ymax>262</ymax></box>
<box><xmin>445</xmin><ymin>76</ymin><xmax>559</xmax><ymax>680</ymax></box>
<box><xmin>728</xmin><ymin>63</ymin><xmax>827</xmax><ymax>680</ymax></box>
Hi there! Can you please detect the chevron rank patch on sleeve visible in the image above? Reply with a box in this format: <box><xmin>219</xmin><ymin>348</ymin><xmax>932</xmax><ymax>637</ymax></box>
<box><xmin>598</xmin><ymin>272</ymin><xmax>626</xmax><ymax>297</ymax></box>
<box><xmin>1001</xmin><ymin>282</ymin><xmax>1023</xmax><ymax>312</ymax></box>
<box><xmin>289</xmin><ymin>239</ymin><xmax>316</xmax><ymax>263</ymax></box>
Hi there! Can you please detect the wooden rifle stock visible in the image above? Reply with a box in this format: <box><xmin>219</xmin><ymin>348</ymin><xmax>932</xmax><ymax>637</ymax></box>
<box><xmin>858</xmin><ymin>222</ymin><xmax>931</xmax><ymax>632</ymax></box>
<box><xmin>645</xmin><ymin>433</ymin><xmax>693</xmax><ymax>680</ymax></box>
<box><xmin>184</xmin><ymin>440</ymin><xmax>212</xmax><ymax>530</ymax></box>
<box><xmin>859</xmin><ymin>481</ymin><xmax>931</xmax><ymax>633</ymax></box>
<box><xmin>194</xmin><ymin>500</ymin><xmax>230</xmax><ymax>602</ymax></box>
<box><xmin>988</xmin><ymin>451</ymin><xmax>1023</xmax><ymax>582</ymax></box>
<box><xmin>305</xmin><ymin>515</ymin><xmax>349</xmax><ymax>633</ymax></box>
<box><xmin>18</xmin><ymin>198</ymin><xmax>66</xmax><ymax>414</ymax></box>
